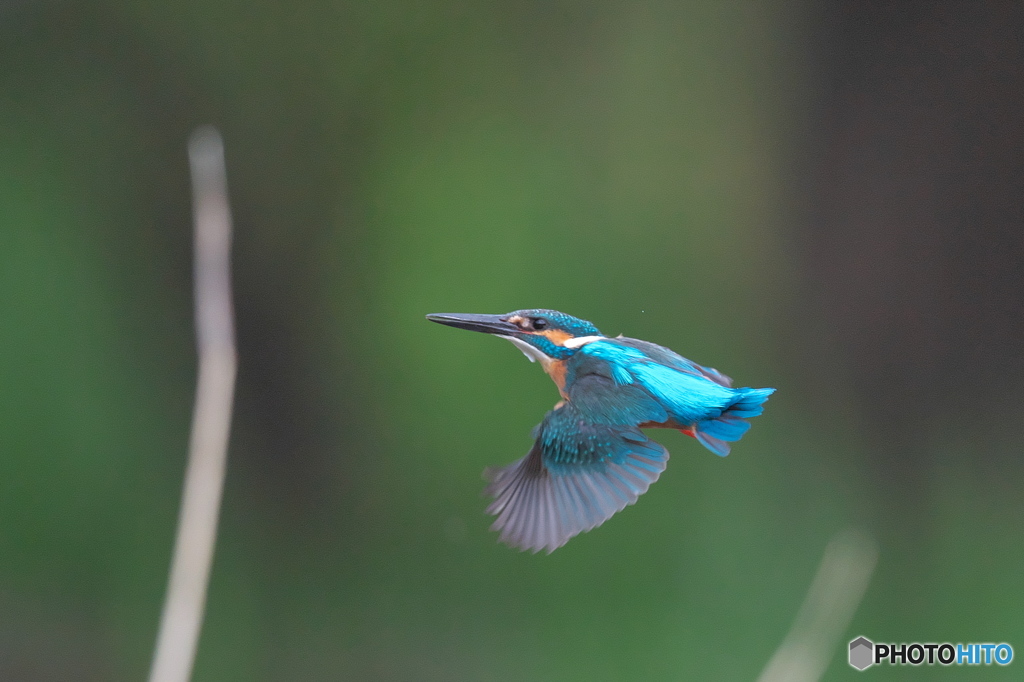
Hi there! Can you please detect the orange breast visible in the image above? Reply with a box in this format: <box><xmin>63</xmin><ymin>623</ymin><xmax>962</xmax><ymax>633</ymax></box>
<box><xmin>544</xmin><ymin>359</ymin><xmax>569</xmax><ymax>399</ymax></box>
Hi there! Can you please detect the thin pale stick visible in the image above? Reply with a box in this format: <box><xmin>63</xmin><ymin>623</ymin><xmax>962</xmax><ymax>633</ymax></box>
<box><xmin>149</xmin><ymin>127</ymin><xmax>237</xmax><ymax>682</ymax></box>
<box><xmin>757</xmin><ymin>529</ymin><xmax>878</xmax><ymax>682</ymax></box>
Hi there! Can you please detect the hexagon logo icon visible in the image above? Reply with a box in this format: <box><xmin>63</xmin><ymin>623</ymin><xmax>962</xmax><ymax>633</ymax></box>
<box><xmin>849</xmin><ymin>636</ymin><xmax>874</xmax><ymax>670</ymax></box>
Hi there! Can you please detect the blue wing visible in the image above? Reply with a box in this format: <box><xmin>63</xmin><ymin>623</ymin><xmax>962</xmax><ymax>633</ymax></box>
<box><xmin>611</xmin><ymin>337</ymin><xmax>734</xmax><ymax>387</ymax></box>
<box><xmin>484</xmin><ymin>376</ymin><xmax>669</xmax><ymax>553</ymax></box>
<box><xmin>576</xmin><ymin>338</ymin><xmax>775</xmax><ymax>456</ymax></box>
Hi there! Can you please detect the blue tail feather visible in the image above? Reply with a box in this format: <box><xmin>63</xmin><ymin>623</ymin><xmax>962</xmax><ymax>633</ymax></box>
<box><xmin>694</xmin><ymin>387</ymin><xmax>775</xmax><ymax>457</ymax></box>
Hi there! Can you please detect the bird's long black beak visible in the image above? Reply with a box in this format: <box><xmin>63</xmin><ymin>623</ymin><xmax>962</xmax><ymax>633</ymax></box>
<box><xmin>426</xmin><ymin>312</ymin><xmax>520</xmax><ymax>335</ymax></box>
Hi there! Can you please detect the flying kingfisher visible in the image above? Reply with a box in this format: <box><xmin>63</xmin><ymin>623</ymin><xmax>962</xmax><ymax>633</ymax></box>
<box><xmin>426</xmin><ymin>309</ymin><xmax>775</xmax><ymax>553</ymax></box>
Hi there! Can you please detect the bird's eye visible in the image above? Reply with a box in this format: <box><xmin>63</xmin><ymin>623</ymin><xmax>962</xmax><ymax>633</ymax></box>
<box><xmin>532</xmin><ymin>318</ymin><xmax>548</xmax><ymax>330</ymax></box>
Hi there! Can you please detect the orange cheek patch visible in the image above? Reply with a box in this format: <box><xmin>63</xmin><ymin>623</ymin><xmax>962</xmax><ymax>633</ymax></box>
<box><xmin>539</xmin><ymin>329</ymin><xmax>573</xmax><ymax>345</ymax></box>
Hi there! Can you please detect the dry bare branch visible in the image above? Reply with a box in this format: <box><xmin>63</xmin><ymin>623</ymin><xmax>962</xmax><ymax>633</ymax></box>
<box><xmin>148</xmin><ymin>127</ymin><xmax>237</xmax><ymax>682</ymax></box>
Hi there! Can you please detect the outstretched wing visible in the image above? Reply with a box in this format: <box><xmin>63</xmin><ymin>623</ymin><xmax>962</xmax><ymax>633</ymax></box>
<box><xmin>484</xmin><ymin>374</ymin><xmax>670</xmax><ymax>553</ymax></box>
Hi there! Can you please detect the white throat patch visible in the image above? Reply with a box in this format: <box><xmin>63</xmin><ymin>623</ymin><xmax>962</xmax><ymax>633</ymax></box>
<box><xmin>501</xmin><ymin>335</ymin><xmax>553</xmax><ymax>366</ymax></box>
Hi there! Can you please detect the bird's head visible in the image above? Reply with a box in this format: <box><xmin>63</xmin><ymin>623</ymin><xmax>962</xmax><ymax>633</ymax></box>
<box><xmin>426</xmin><ymin>309</ymin><xmax>603</xmax><ymax>364</ymax></box>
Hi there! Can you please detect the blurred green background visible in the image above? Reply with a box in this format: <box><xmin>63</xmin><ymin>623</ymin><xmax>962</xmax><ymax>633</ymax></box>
<box><xmin>1</xmin><ymin>0</ymin><xmax>1022</xmax><ymax>679</ymax></box>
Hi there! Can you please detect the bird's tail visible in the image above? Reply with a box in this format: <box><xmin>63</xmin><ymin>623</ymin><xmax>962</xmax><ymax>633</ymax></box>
<box><xmin>694</xmin><ymin>387</ymin><xmax>775</xmax><ymax>456</ymax></box>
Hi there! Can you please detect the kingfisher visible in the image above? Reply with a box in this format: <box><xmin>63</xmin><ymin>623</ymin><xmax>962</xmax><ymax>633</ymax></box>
<box><xmin>426</xmin><ymin>309</ymin><xmax>775</xmax><ymax>553</ymax></box>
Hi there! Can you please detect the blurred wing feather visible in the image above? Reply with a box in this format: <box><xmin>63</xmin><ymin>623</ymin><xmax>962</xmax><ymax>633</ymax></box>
<box><xmin>484</xmin><ymin>401</ymin><xmax>668</xmax><ymax>553</ymax></box>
